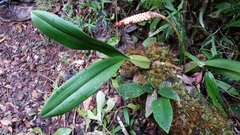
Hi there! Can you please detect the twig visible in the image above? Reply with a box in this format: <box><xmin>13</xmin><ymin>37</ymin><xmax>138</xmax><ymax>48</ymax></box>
<box><xmin>117</xmin><ymin>116</ymin><xmax>129</xmax><ymax>135</ymax></box>
<box><xmin>0</xmin><ymin>37</ymin><xmax>5</xmax><ymax>43</ymax></box>
<box><xmin>72</xmin><ymin>107</ymin><xmax>77</xmax><ymax>135</ymax></box>
<box><xmin>99</xmin><ymin>121</ymin><xmax>112</xmax><ymax>135</ymax></box>
<box><xmin>153</xmin><ymin>61</ymin><xmax>182</xmax><ymax>71</ymax></box>
<box><xmin>39</xmin><ymin>74</ymin><xmax>54</xmax><ymax>83</ymax></box>
<box><xmin>222</xmin><ymin>82</ymin><xmax>240</xmax><ymax>100</ymax></box>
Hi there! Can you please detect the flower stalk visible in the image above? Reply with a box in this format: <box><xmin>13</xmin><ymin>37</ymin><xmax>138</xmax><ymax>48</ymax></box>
<box><xmin>113</xmin><ymin>12</ymin><xmax>186</xmax><ymax>64</ymax></box>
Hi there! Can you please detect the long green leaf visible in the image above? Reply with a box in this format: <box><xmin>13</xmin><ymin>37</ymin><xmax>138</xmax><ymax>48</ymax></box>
<box><xmin>204</xmin><ymin>59</ymin><xmax>240</xmax><ymax>81</ymax></box>
<box><xmin>40</xmin><ymin>57</ymin><xmax>125</xmax><ymax>118</ymax></box>
<box><xmin>216</xmin><ymin>80</ymin><xmax>240</xmax><ymax>96</ymax></box>
<box><xmin>152</xmin><ymin>98</ymin><xmax>173</xmax><ymax>133</ymax></box>
<box><xmin>184</xmin><ymin>52</ymin><xmax>200</xmax><ymax>62</ymax></box>
<box><xmin>205</xmin><ymin>71</ymin><xmax>226</xmax><ymax>116</ymax></box>
<box><xmin>31</xmin><ymin>10</ymin><xmax>127</xmax><ymax>58</ymax></box>
<box><xmin>224</xmin><ymin>20</ymin><xmax>240</xmax><ymax>29</ymax></box>
<box><xmin>209</xmin><ymin>68</ymin><xmax>240</xmax><ymax>81</ymax></box>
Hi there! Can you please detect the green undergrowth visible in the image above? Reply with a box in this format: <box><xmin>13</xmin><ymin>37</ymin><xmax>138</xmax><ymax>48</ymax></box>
<box><xmin>117</xmin><ymin>42</ymin><xmax>234</xmax><ymax>134</ymax></box>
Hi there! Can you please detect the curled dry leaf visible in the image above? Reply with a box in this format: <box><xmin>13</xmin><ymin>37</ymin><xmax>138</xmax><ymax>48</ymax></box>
<box><xmin>192</xmin><ymin>72</ymin><xmax>203</xmax><ymax>85</ymax></box>
<box><xmin>178</xmin><ymin>74</ymin><xmax>194</xmax><ymax>85</ymax></box>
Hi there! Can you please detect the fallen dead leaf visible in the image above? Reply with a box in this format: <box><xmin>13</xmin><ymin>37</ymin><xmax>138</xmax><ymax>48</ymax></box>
<box><xmin>11</xmin><ymin>117</ymin><xmax>20</xmax><ymax>123</ymax></box>
<box><xmin>1</xmin><ymin>118</ymin><xmax>12</xmax><ymax>126</ymax></box>
<box><xmin>31</xmin><ymin>90</ymin><xmax>39</xmax><ymax>101</ymax></box>
<box><xmin>0</xmin><ymin>68</ymin><xmax>4</xmax><ymax>75</ymax></box>
<box><xmin>179</xmin><ymin>74</ymin><xmax>194</xmax><ymax>85</ymax></box>
<box><xmin>4</xmin><ymin>84</ymin><xmax>13</xmax><ymax>89</ymax></box>
<box><xmin>15</xmin><ymin>23</ymin><xmax>23</xmax><ymax>33</ymax></box>
<box><xmin>83</xmin><ymin>96</ymin><xmax>93</xmax><ymax>110</ymax></box>
<box><xmin>186</xmin><ymin>86</ymin><xmax>195</xmax><ymax>97</ymax></box>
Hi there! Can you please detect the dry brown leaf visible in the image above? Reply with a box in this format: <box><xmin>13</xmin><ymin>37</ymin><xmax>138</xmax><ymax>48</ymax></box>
<box><xmin>15</xmin><ymin>23</ymin><xmax>23</xmax><ymax>33</ymax></box>
<box><xmin>4</xmin><ymin>84</ymin><xmax>13</xmax><ymax>89</ymax></box>
<box><xmin>83</xmin><ymin>96</ymin><xmax>93</xmax><ymax>110</ymax></box>
<box><xmin>31</xmin><ymin>90</ymin><xmax>39</xmax><ymax>101</ymax></box>
<box><xmin>180</xmin><ymin>74</ymin><xmax>194</xmax><ymax>85</ymax></box>
<box><xmin>186</xmin><ymin>86</ymin><xmax>195</xmax><ymax>97</ymax></box>
<box><xmin>1</xmin><ymin>118</ymin><xmax>12</xmax><ymax>126</ymax></box>
<box><xmin>0</xmin><ymin>68</ymin><xmax>4</xmax><ymax>76</ymax></box>
<box><xmin>11</xmin><ymin>117</ymin><xmax>20</xmax><ymax>123</ymax></box>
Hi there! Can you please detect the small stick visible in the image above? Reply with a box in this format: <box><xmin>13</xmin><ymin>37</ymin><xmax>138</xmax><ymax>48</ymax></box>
<box><xmin>0</xmin><ymin>37</ymin><xmax>5</xmax><ymax>43</ymax></box>
<box><xmin>117</xmin><ymin>116</ymin><xmax>129</xmax><ymax>135</ymax></box>
<box><xmin>153</xmin><ymin>61</ymin><xmax>182</xmax><ymax>71</ymax></box>
<box><xmin>72</xmin><ymin>107</ymin><xmax>77</xmax><ymax>135</ymax></box>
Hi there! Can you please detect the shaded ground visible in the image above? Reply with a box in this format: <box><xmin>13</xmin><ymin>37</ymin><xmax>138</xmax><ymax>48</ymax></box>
<box><xmin>0</xmin><ymin>19</ymin><xmax>94</xmax><ymax>134</ymax></box>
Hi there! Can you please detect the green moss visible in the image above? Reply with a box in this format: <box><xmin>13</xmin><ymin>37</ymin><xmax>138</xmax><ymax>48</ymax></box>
<box><xmin>171</xmin><ymin>83</ymin><xmax>233</xmax><ymax>134</ymax></box>
<box><xmin>120</xmin><ymin>42</ymin><xmax>178</xmax><ymax>86</ymax></box>
<box><xmin>119</xmin><ymin>42</ymin><xmax>234</xmax><ymax>134</ymax></box>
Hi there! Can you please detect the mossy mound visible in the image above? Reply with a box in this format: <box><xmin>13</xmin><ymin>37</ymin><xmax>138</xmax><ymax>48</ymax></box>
<box><xmin>171</xmin><ymin>82</ymin><xmax>233</xmax><ymax>134</ymax></box>
<box><xmin>118</xmin><ymin>42</ymin><xmax>234</xmax><ymax>134</ymax></box>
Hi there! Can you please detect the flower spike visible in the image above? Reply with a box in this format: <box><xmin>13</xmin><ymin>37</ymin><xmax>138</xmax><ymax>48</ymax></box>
<box><xmin>113</xmin><ymin>12</ymin><xmax>162</xmax><ymax>28</ymax></box>
<box><xmin>113</xmin><ymin>11</ymin><xmax>186</xmax><ymax>65</ymax></box>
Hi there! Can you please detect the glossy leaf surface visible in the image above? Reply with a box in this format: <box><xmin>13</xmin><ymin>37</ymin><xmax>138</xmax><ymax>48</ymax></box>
<box><xmin>117</xmin><ymin>83</ymin><xmax>145</xmax><ymax>98</ymax></box>
<box><xmin>129</xmin><ymin>55</ymin><xmax>150</xmax><ymax>69</ymax></box>
<box><xmin>157</xmin><ymin>86</ymin><xmax>180</xmax><ymax>101</ymax></box>
<box><xmin>203</xmin><ymin>59</ymin><xmax>240</xmax><ymax>81</ymax></box>
<box><xmin>216</xmin><ymin>80</ymin><xmax>239</xmax><ymax>96</ymax></box>
<box><xmin>152</xmin><ymin>97</ymin><xmax>173</xmax><ymax>133</ymax></box>
<box><xmin>53</xmin><ymin>128</ymin><xmax>71</xmax><ymax>135</ymax></box>
<box><xmin>31</xmin><ymin>10</ymin><xmax>127</xmax><ymax>58</ymax></box>
<box><xmin>40</xmin><ymin>57</ymin><xmax>125</xmax><ymax>118</ymax></box>
<box><xmin>205</xmin><ymin>71</ymin><xmax>226</xmax><ymax>116</ymax></box>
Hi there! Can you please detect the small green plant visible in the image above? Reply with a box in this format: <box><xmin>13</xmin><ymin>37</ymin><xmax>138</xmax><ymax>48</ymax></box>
<box><xmin>185</xmin><ymin>38</ymin><xmax>240</xmax><ymax>116</ymax></box>
<box><xmin>112</xmin><ymin>108</ymin><xmax>136</xmax><ymax>135</ymax></box>
<box><xmin>29</xmin><ymin>127</ymin><xmax>71</xmax><ymax>135</ymax></box>
<box><xmin>116</xmin><ymin>81</ymin><xmax>180</xmax><ymax>133</ymax></box>
<box><xmin>29</xmin><ymin>127</ymin><xmax>44</xmax><ymax>135</ymax></box>
<box><xmin>86</xmin><ymin>91</ymin><xmax>115</xmax><ymax>134</ymax></box>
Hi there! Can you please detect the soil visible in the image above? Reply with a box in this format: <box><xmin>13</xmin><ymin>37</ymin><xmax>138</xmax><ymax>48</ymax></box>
<box><xmin>0</xmin><ymin>19</ymin><xmax>83</xmax><ymax>134</ymax></box>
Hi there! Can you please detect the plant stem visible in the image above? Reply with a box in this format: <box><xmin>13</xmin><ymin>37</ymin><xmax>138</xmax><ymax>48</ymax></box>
<box><xmin>150</xmin><ymin>12</ymin><xmax>186</xmax><ymax>65</ymax></box>
<box><xmin>113</xmin><ymin>12</ymin><xmax>186</xmax><ymax>64</ymax></box>
<box><xmin>99</xmin><ymin>121</ymin><xmax>112</xmax><ymax>135</ymax></box>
